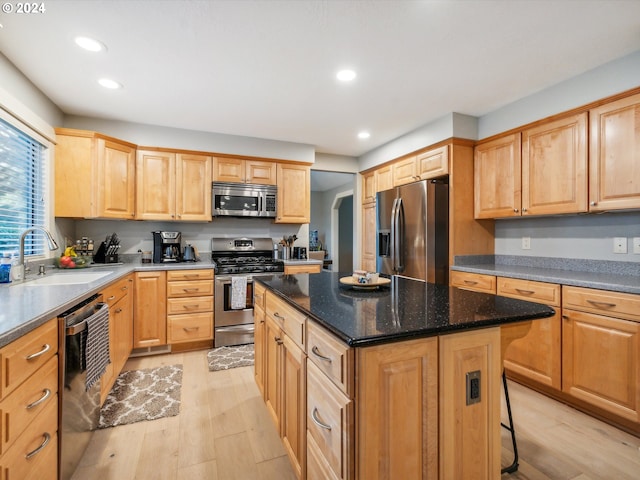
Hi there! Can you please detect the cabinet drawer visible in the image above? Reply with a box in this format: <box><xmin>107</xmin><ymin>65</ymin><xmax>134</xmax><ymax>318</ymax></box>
<box><xmin>167</xmin><ymin>296</ymin><xmax>213</xmax><ymax>315</ymax></box>
<box><xmin>451</xmin><ymin>271</ymin><xmax>496</xmax><ymax>294</ymax></box>
<box><xmin>307</xmin><ymin>322</ymin><xmax>354</xmax><ymax>397</ymax></box>
<box><xmin>0</xmin><ymin>319</ymin><xmax>58</xmax><ymax>400</ymax></box>
<box><xmin>0</xmin><ymin>355</ymin><xmax>57</xmax><ymax>455</ymax></box>
<box><xmin>266</xmin><ymin>292</ymin><xmax>306</xmax><ymax>349</ymax></box>
<box><xmin>0</xmin><ymin>397</ymin><xmax>58</xmax><ymax>480</ymax></box>
<box><xmin>167</xmin><ymin>280</ymin><xmax>213</xmax><ymax>298</ymax></box>
<box><xmin>497</xmin><ymin>277</ymin><xmax>560</xmax><ymax>306</ymax></box>
<box><xmin>168</xmin><ymin>313</ymin><xmax>213</xmax><ymax>343</ymax></box>
<box><xmin>563</xmin><ymin>286</ymin><xmax>640</xmax><ymax>322</ymax></box>
<box><xmin>101</xmin><ymin>275</ymin><xmax>132</xmax><ymax>307</ymax></box>
<box><xmin>306</xmin><ymin>361</ymin><xmax>353</xmax><ymax>480</ymax></box>
<box><xmin>284</xmin><ymin>264</ymin><xmax>322</xmax><ymax>274</ymax></box>
<box><xmin>166</xmin><ymin>269</ymin><xmax>213</xmax><ymax>281</ymax></box>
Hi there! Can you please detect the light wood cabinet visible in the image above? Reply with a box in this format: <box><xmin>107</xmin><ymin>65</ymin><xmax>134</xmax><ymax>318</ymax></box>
<box><xmin>589</xmin><ymin>92</ymin><xmax>640</xmax><ymax>211</ymax></box>
<box><xmin>361</xmin><ymin>172</ymin><xmax>376</xmax><ymax>204</ymax></box>
<box><xmin>284</xmin><ymin>264</ymin><xmax>322</xmax><ymax>275</ymax></box>
<box><xmin>136</xmin><ymin>150</ymin><xmax>212</xmax><ymax>221</ymax></box>
<box><xmin>166</xmin><ymin>270</ymin><xmax>214</xmax><ymax>345</ymax></box>
<box><xmin>439</xmin><ymin>327</ymin><xmax>502</xmax><ymax>480</ymax></box>
<box><xmin>54</xmin><ymin>129</ymin><xmax>136</xmax><ymax>219</ymax></box>
<box><xmin>100</xmin><ymin>274</ymin><xmax>134</xmax><ymax>404</ymax></box>
<box><xmin>474</xmin><ymin>133</ymin><xmax>522</xmax><ymax>219</ymax></box>
<box><xmin>356</xmin><ymin>336</ymin><xmax>438</xmax><ymax>480</ymax></box>
<box><xmin>361</xmin><ymin>202</ymin><xmax>376</xmax><ymax>272</ymax></box>
<box><xmin>374</xmin><ymin>165</ymin><xmax>393</xmax><ymax>192</ymax></box>
<box><xmin>450</xmin><ymin>270</ymin><xmax>496</xmax><ymax>294</ymax></box>
<box><xmin>498</xmin><ymin>277</ymin><xmax>562</xmax><ymax>389</ymax></box>
<box><xmin>254</xmin><ymin>283</ymin><xmax>267</xmax><ymax>398</ymax></box>
<box><xmin>213</xmin><ymin>157</ymin><xmax>276</xmax><ymax>185</ymax></box>
<box><xmin>521</xmin><ymin>113</ymin><xmax>588</xmax><ymax>215</ymax></box>
<box><xmin>133</xmin><ymin>271</ymin><xmax>167</xmax><ymax>348</ymax></box>
<box><xmin>0</xmin><ymin>319</ymin><xmax>58</xmax><ymax>479</ymax></box>
<box><xmin>282</xmin><ymin>334</ymin><xmax>307</xmax><ymax>479</ymax></box>
<box><xmin>276</xmin><ymin>163</ymin><xmax>310</xmax><ymax>223</ymax></box>
<box><xmin>393</xmin><ymin>145</ymin><xmax>449</xmax><ymax>187</ymax></box>
<box><xmin>392</xmin><ymin>155</ymin><xmax>417</xmax><ymax>187</ymax></box>
<box><xmin>562</xmin><ymin>286</ymin><xmax>639</xmax><ymax>423</ymax></box>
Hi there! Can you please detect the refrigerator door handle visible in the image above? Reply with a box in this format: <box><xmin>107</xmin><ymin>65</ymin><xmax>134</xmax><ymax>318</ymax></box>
<box><xmin>395</xmin><ymin>197</ymin><xmax>404</xmax><ymax>272</ymax></box>
<box><xmin>390</xmin><ymin>197</ymin><xmax>398</xmax><ymax>273</ymax></box>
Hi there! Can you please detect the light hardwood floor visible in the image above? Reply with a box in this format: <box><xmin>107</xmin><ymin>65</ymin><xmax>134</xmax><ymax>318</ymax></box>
<box><xmin>72</xmin><ymin>350</ymin><xmax>640</xmax><ymax>480</ymax></box>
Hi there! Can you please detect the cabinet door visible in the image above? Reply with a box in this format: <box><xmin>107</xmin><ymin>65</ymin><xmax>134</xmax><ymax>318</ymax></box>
<box><xmin>416</xmin><ymin>145</ymin><xmax>448</xmax><ymax>180</ymax></box>
<box><xmin>212</xmin><ymin>157</ymin><xmax>244</xmax><ymax>182</ymax></box>
<box><xmin>133</xmin><ymin>271</ymin><xmax>167</xmax><ymax>347</ymax></box>
<box><xmin>562</xmin><ymin>309</ymin><xmax>639</xmax><ymax>422</ymax></box>
<box><xmin>254</xmin><ymin>303</ymin><xmax>266</xmax><ymax>397</ymax></box>
<box><xmin>522</xmin><ymin>113</ymin><xmax>587</xmax><ymax>215</ymax></box>
<box><xmin>276</xmin><ymin>164</ymin><xmax>310</xmax><ymax>223</ymax></box>
<box><xmin>392</xmin><ymin>156</ymin><xmax>416</xmax><ymax>187</ymax></box>
<box><xmin>264</xmin><ymin>315</ymin><xmax>282</xmax><ymax>429</ymax></box>
<box><xmin>474</xmin><ymin>133</ymin><xmax>521</xmax><ymax>219</ymax></box>
<box><xmin>246</xmin><ymin>160</ymin><xmax>277</xmax><ymax>185</ymax></box>
<box><xmin>361</xmin><ymin>202</ymin><xmax>376</xmax><ymax>272</ymax></box>
<box><xmin>175</xmin><ymin>153</ymin><xmax>212</xmax><ymax>221</ymax></box>
<box><xmin>281</xmin><ymin>335</ymin><xmax>306</xmax><ymax>479</ymax></box>
<box><xmin>375</xmin><ymin>165</ymin><xmax>393</xmax><ymax>192</ymax></box>
<box><xmin>357</xmin><ymin>336</ymin><xmax>437</xmax><ymax>480</ymax></box>
<box><xmin>589</xmin><ymin>92</ymin><xmax>640</xmax><ymax>211</ymax></box>
<box><xmin>361</xmin><ymin>172</ymin><xmax>376</xmax><ymax>204</ymax></box>
<box><xmin>136</xmin><ymin>150</ymin><xmax>176</xmax><ymax>220</ymax></box>
<box><xmin>96</xmin><ymin>139</ymin><xmax>136</xmax><ymax>219</ymax></box>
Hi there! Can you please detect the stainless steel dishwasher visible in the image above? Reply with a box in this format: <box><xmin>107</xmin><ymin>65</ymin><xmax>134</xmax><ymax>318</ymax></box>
<box><xmin>59</xmin><ymin>293</ymin><xmax>104</xmax><ymax>480</ymax></box>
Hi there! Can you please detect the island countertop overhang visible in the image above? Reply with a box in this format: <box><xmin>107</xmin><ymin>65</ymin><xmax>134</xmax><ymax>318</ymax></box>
<box><xmin>255</xmin><ymin>272</ymin><xmax>556</xmax><ymax>347</ymax></box>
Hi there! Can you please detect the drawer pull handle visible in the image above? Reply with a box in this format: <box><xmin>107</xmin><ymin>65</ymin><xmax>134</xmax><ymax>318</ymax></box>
<box><xmin>115</xmin><ymin>308</ymin><xmax>123</xmax><ymax>314</ymax></box>
<box><xmin>184</xmin><ymin>274</ymin><xmax>201</xmax><ymax>278</ymax></box>
<box><xmin>25</xmin><ymin>432</ymin><xmax>50</xmax><ymax>459</ymax></box>
<box><xmin>311</xmin><ymin>346</ymin><xmax>332</xmax><ymax>363</ymax></box>
<box><xmin>26</xmin><ymin>389</ymin><xmax>51</xmax><ymax>410</ymax></box>
<box><xmin>463</xmin><ymin>280</ymin><xmax>478</xmax><ymax>285</ymax></box>
<box><xmin>26</xmin><ymin>344</ymin><xmax>50</xmax><ymax>361</ymax></box>
<box><xmin>586</xmin><ymin>300</ymin><xmax>616</xmax><ymax>309</ymax></box>
<box><xmin>183</xmin><ymin>288</ymin><xmax>200</xmax><ymax>293</ymax></box>
<box><xmin>183</xmin><ymin>327</ymin><xmax>200</xmax><ymax>332</ymax></box>
<box><xmin>108</xmin><ymin>295</ymin><xmax>116</xmax><ymax>301</ymax></box>
<box><xmin>275</xmin><ymin>336</ymin><xmax>283</xmax><ymax>345</ymax></box>
<box><xmin>273</xmin><ymin>312</ymin><xmax>285</xmax><ymax>320</ymax></box>
<box><xmin>311</xmin><ymin>407</ymin><xmax>332</xmax><ymax>431</ymax></box>
<box><xmin>515</xmin><ymin>288</ymin><xmax>535</xmax><ymax>295</ymax></box>
<box><xmin>121</xmin><ymin>286</ymin><xmax>128</xmax><ymax>291</ymax></box>
<box><xmin>183</xmin><ymin>304</ymin><xmax>200</xmax><ymax>309</ymax></box>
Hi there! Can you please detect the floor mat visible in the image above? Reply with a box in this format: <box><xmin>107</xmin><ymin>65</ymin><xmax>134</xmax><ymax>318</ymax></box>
<box><xmin>207</xmin><ymin>344</ymin><xmax>254</xmax><ymax>371</ymax></box>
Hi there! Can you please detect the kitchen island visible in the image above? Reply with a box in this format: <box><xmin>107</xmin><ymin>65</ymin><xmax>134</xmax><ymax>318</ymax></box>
<box><xmin>253</xmin><ymin>272</ymin><xmax>555</xmax><ymax>480</ymax></box>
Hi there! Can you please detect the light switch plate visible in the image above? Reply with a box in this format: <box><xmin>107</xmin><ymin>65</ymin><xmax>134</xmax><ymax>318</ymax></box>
<box><xmin>613</xmin><ymin>237</ymin><xmax>627</xmax><ymax>254</ymax></box>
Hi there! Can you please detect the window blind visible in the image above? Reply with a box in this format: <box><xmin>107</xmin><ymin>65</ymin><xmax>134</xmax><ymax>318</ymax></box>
<box><xmin>0</xmin><ymin>117</ymin><xmax>46</xmax><ymax>256</ymax></box>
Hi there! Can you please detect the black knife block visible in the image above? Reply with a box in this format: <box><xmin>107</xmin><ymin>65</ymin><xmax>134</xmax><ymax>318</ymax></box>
<box><xmin>93</xmin><ymin>242</ymin><xmax>119</xmax><ymax>264</ymax></box>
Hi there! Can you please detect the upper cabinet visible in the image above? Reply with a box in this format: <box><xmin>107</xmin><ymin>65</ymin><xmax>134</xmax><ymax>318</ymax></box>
<box><xmin>375</xmin><ymin>164</ymin><xmax>393</xmax><ymax>192</ymax></box>
<box><xmin>213</xmin><ymin>157</ymin><xmax>276</xmax><ymax>185</ymax></box>
<box><xmin>475</xmin><ymin>113</ymin><xmax>588</xmax><ymax>219</ymax></box>
<box><xmin>54</xmin><ymin>129</ymin><xmax>136</xmax><ymax>219</ymax></box>
<box><xmin>362</xmin><ymin>171</ymin><xmax>376</xmax><ymax>204</ymax></box>
<box><xmin>136</xmin><ymin>149</ymin><xmax>212</xmax><ymax>221</ymax></box>
<box><xmin>276</xmin><ymin>163</ymin><xmax>310</xmax><ymax>223</ymax></box>
<box><xmin>589</xmin><ymin>92</ymin><xmax>640</xmax><ymax>212</ymax></box>
<box><xmin>393</xmin><ymin>145</ymin><xmax>449</xmax><ymax>187</ymax></box>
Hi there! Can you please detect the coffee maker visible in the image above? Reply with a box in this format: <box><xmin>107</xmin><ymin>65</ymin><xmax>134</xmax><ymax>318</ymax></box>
<box><xmin>152</xmin><ymin>231</ymin><xmax>182</xmax><ymax>263</ymax></box>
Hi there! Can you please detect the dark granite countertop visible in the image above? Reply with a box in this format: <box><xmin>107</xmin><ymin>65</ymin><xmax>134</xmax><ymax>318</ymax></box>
<box><xmin>256</xmin><ymin>272</ymin><xmax>555</xmax><ymax>347</ymax></box>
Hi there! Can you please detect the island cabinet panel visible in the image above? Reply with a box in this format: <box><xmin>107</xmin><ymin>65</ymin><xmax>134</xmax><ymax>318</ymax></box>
<box><xmin>253</xmin><ymin>301</ymin><xmax>266</xmax><ymax>397</ymax></box>
<box><xmin>264</xmin><ymin>315</ymin><xmax>282</xmax><ymax>429</ymax></box>
<box><xmin>282</xmin><ymin>335</ymin><xmax>307</xmax><ymax>480</ymax></box>
<box><xmin>589</xmin><ymin>92</ymin><xmax>640</xmax><ymax>212</ymax></box>
<box><xmin>355</xmin><ymin>337</ymin><xmax>438</xmax><ymax>480</ymax></box>
<box><xmin>499</xmin><ymin>277</ymin><xmax>562</xmax><ymax>389</ymax></box>
<box><xmin>439</xmin><ymin>327</ymin><xmax>502</xmax><ymax>480</ymax></box>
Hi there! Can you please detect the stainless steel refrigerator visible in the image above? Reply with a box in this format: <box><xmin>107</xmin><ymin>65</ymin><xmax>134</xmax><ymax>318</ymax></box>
<box><xmin>376</xmin><ymin>179</ymin><xmax>449</xmax><ymax>283</ymax></box>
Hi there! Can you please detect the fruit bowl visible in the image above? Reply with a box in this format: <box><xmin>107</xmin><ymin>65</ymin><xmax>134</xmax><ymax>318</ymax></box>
<box><xmin>54</xmin><ymin>255</ymin><xmax>91</xmax><ymax>269</ymax></box>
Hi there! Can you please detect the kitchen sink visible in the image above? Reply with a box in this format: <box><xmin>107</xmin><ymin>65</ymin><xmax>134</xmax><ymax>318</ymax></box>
<box><xmin>22</xmin><ymin>270</ymin><xmax>114</xmax><ymax>286</ymax></box>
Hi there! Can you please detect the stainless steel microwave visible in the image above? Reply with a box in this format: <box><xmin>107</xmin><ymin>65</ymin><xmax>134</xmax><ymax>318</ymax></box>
<box><xmin>212</xmin><ymin>182</ymin><xmax>277</xmax><ymax>218</ymax></box>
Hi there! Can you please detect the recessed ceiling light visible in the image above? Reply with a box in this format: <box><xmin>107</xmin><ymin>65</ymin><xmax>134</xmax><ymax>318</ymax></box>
<box><xmin>74</xmin><ymin>36</ymin><xmax>106</xmax><ymax>52</ymax></box>
<box><xmin>358</xmin><ymin>131</ymin><xmax>370</xmax><ymax>139</ymax></box>
<box><xmin>98</xmin><ymin>78</ymin><xmax>122</xmax><ymax>89</ymax></box>
<box><xmin>336</xmin><ymin>69</ymin><xmax>357</xmax><ymax>82</ymax></box>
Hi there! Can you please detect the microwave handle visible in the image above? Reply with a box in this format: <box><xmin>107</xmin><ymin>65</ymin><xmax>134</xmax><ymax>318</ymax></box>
<box><xmin>259</xmin><ymin>194</ymin><xmax>263</xmax><ymax>213</ymax></box>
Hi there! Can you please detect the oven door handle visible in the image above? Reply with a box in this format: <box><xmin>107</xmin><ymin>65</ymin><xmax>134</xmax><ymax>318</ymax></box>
<box><xmin>215</xmin><ymin>324</ymin><xmax>255</xmax><ymax>334</ymax></box>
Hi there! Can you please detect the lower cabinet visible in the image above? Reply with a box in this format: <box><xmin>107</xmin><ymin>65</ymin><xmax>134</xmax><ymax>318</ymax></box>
<box><xmin>133</xmin><ymin>271</ymin><xmax>167</xmax><ymax>348</ymax></box>
<box><xmin>284</xmin><ymin>264</ymin><xmax>322</xmax><ymax>274</ymax></box>
<box><xmin>0</xmin><ymin>318</ymin><xmax>59</xmax><ymax>480</ymax></box>
<box><xmin>166</xmin><ymin>269</ymin><xmax>214</xmax><ymax>346</ymax></box>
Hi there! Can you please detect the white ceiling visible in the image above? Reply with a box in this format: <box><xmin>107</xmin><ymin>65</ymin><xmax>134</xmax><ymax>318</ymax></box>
<box><xmin>1</xmin><ymin>1</ymin><xmax>639</xmax><ymax>157</ymax></box>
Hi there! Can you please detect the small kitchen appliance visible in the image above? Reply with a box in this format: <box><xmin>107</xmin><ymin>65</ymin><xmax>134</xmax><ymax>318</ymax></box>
<box><xmin>211</xmin><ymin>237</ymin><xmax>284</xmax><ymax>347</ymax></box>
<box><xmin>182</xmin><ymin>244</ymin><xmax>197</xmax><ymax>262</ymax></box>
<box><xmin>153</xmin><ymin>231</ymin><xmax>182</xmax><ymax>263</ymax></box>
<box><xmin>212</xmin><ymin>182</ymin><xmax>277</xmax><ymax>218</ymax></box>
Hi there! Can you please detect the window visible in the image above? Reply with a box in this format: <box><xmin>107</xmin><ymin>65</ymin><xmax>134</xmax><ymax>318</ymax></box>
<box><xmin>0</xmin><ymin>117</ymin><xmax>47</xmax><ymax>256</ymax></box>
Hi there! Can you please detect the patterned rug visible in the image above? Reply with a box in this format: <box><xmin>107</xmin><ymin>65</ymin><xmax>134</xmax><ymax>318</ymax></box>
<box><xmin>207</xmin><ymin>344</ymin><xmax>254</xmax><ymax>371</ymax></box>
<box><xmin>99</xmin><ymin>364</ymin><xmax>183</xmax><ymax>429</ymax></box>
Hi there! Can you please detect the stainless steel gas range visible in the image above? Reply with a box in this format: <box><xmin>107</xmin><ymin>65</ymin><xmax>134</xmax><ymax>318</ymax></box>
<box><xmin>211</xmin><ymin>237</ymin><xmax>284</xmax><ymax>347</ymax></box>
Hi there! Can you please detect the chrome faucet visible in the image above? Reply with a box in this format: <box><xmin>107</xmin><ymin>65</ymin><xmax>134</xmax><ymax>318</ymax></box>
<box><xmin>15</xmin><ymin>226</ymin><xmax>59</xmax><ymax>281</ymax></box>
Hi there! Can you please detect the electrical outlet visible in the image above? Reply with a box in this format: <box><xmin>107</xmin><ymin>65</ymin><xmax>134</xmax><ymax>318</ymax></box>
<box><xmin>613</xmin><ymin>237</ymin><xmax>627</xmax><ymax>254</ymax></box>
<box><xmin>633</xmin><ymin>237</ymin><xmax>640</xmax><ymax>254</ymax></box>
<box><xmin>521</xmin><ymin>236</ymin><xmax>531</xmax><ymax>250</ymax></box>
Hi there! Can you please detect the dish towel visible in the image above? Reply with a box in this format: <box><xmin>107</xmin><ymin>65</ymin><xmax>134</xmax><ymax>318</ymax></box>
<box><xmin>84</xmin><ymin>303</ymin><xmax>110</xmax><ymax>391</ymax></box>
<box><xmin>231</xmin><ymin>276</ymin><xmax>248</xmax><ymax>310</ymax></box>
